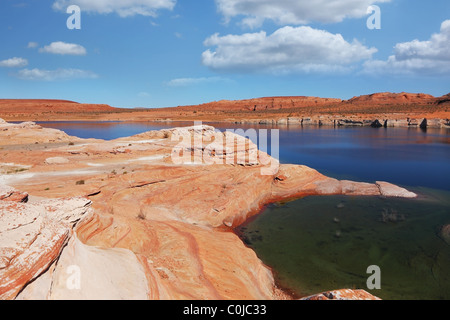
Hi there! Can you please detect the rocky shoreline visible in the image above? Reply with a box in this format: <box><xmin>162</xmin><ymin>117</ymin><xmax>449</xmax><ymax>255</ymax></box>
<box><xmin>223</xmin><ymin>116</ymin><xmax>449</xmax><ymax>129</ymax></box>
<box><xmin>0</xmin><ymin>119</ymin><xmax>418</xmax><ymax>300</ymax></box>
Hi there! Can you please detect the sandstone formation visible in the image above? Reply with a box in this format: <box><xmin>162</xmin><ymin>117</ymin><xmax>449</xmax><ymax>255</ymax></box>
<box><xmin>178</xmin><ymin>96</ymin><xmax>342</xmax><ymax>112</ymax></box>
<box><xmin>301</xmin><ymin>289</ymin><xmax>381</xmax><ymax>300</ymax></box>
<box><xmin>376</xmin><ymin>181</ymin><xmax>417</xmax><ymax>198</ymax></box>
<box><xmin>0</xmin><ymin>99</ymin><xmax>113</xmax><ymax>115</ymax></box>
<box><xmin>0</xmin><ymin>197</ymin><xmax>91</xmax><ymax>300</ymax></box>
<box><xmin>0</xmin><ymin>120</ymin><xmax>77</xmax><ymax>145</ymax></box>
<box><xmin>0</xmin><ymin>185</ymin><xmax>28</xmax><ymax>202</ymax></box>
<box><xmin>346</xmin><ymin>92</ymin><xmax>436</xmax><ymax>105</ymax></box>
<box><xmin>436</xmin><ymin>93</ymin><xmax>450</xmax><ymax>106</ymax></box>
<box><xmin>0</xmin><ymin>120</ymin><xmax>420</xmax><ymax>300</ymax></box>
<box><xmin>17</xmin><ymin>235</ymin><xmax>150</xmax><ymax>300</ymax></box>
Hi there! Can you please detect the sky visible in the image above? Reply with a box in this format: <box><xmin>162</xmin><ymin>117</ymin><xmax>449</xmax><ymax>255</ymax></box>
<box><xmin>0</xmin><ymin>0</ymin><xmax>449</xmax><ymax>108</ymax></box>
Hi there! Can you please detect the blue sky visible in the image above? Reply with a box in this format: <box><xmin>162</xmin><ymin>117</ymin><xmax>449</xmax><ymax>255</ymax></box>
<box><xmin>0</xmin><ymin>0</ymin><xmax>449</xmax><ymax>108</ymax></box>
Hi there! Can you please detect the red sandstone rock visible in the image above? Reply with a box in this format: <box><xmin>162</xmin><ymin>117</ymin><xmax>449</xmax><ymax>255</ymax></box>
<box><xmin>1</xmin><ymin>93</ymin><xmax>449</xmax><ymax>124</ymax></box>
<box><xmin>0</xmin><ymin>99</ymin><xmax>114</xmax><ymax>114</ymax></box>
<box><xmin>347</xmin><ymin>92</ymin><xmax>435</xmax><ymax>105</ymax></box>
<box><xmin>436</xmin><ymin>93</ymin><xmax>450</xmax><ymax>106</ymax></box>
<box><xmin>178</xmin><ymin>96</ymin><xmax>342</xmax><ymax>112</ymax></box>
<box><xmin>0</xmin><ymin>185</ymin><xmax>28</xmax><ymax>202</ymax></box>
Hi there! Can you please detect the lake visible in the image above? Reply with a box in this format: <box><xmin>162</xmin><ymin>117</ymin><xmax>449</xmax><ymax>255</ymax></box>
<box><xmin>39</xmin><ymin>121</ymin><xmax>450</xmax><ymax>300</ymax></box>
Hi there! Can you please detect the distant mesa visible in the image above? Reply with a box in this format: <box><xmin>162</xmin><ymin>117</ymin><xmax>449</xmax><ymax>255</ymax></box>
<box><xmin>177</xmin><ymin>96</ymin><xmax>343</xmax><ymax>112</ymax></box>
<box><xmin>436</xmin><ymin>93</ymin><xmax>450</xmax><ymax>106</ymax></box>
<box><xmin>346</xmin><ymin>92</ymin><xmax>436</xmax><ymax>105</ymax></box>
<box><xmin>0</xmin><ymin>92</ymin><xmax>449</xmax><ymax>122</ymax></box>
<box><xmin>0</xmin><ymin>99</ymin><xmax>115</xmax><ymax>114</ymax></box>
<box><xmin>165</xmin><ymin>92</ymin><xmax>450</xmax><ymax>117</ymax></box>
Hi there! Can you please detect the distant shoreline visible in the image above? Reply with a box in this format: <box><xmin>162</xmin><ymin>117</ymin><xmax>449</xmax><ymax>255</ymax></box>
<box><xmin>18</xmin><ymin>117</ymin><xmax>450</xmax><ymax>130</ymax></box>
<box><xmin>0</xmin><ymin>92</ymin><xmax>449</xmax><ymax>129</ymax></box>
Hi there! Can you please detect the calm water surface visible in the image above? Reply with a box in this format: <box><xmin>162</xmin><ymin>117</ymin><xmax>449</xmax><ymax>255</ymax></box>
<box><xmin>39</xmin><ymin>121</ymin><xmax>450</xmax><ymax>299</ymax></box>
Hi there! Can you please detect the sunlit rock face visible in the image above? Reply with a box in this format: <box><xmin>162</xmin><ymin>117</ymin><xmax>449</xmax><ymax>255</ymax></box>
<box><xmin>0</xmin><ymin>197</ymin><xmax>91</xmax><ymax>300</ymax></box>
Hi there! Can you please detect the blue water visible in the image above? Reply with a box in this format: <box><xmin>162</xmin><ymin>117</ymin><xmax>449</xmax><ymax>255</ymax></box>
<box><xmin>39</xmin><ymin>121</ymin><xmax>450</xmax><ymax>190</ymax></box>
<box><xmin>273</xmin><ymin>126</ymin><xmax>450</xmax><ymax>191</ymax></box>
<box><xmin>39</xmin><ymin>121</ymin><xmax>450</xmax><ymax>300</ymax></box>
<box><xmin>37</xmin><ymin>121</ymin><xmax>192</xmax><ymax>141</ymax></box>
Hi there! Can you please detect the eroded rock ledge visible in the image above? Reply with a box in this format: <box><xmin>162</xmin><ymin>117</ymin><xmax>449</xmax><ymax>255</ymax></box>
<box><xmin>0</xmin><ymin>120</ymin><xmax>417</xmax><ymax>300</ymax></box>
<box><xmin>0</xmin><ymin>190</ymin><xmax>91</xmax><ymax>300</ymax></box>
<box><xmin>301</xmin><ymin>289</ymin><xmax>381</xmax><ymax>300</ymax></box>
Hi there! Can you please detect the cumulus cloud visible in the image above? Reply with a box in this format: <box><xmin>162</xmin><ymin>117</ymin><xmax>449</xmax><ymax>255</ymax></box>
<box><xmin>52</xmin><ymin>0</ymin><xmax>176</xmax><ymax>18</ymax></box>
<box><xmin>364</xmin><ymin>20</ymin><xmax>450</xmax><ymax>75</ymax></box>
<box><xmin>166</xmin><ymin>77</ymin><xmax>231</xmax><ymax>87</ymax></box>
<box><xmin>39</xmin><ymin>42</ymin><xmax>87</xmax><ymax>55</ymax></box>
<box><xmin>16</xmin><ymin>68</ymin><xmax>98</xmax><ymax>81</ymax></box>
<box><xmin>202</xmin><ymin>26</ymin><xmax>377</xmax><ymax>74</ymax></box>
<box><xmin>0</xmin><ymin>57</ymin><xmax>28</xmax><ymax>68</ymax></box>
<box><xmin>215</xmin><ymin>0</ymin><xmax>390</xmax><ymax>27</ymax></box>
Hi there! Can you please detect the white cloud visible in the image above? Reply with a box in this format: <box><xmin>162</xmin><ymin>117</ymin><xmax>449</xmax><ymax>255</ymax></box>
<box><xmin>166</xmin><ymin>77</ymin><xmax>231</xmax><ymax>87</ymax></box>
<box><xmin>215</xmin><ymin>0</ymin><xmax>390</xmax><ymax>27</ymax></box>
<box><xmin>16</xmin><ymin>68</ymin><xmax>98</xmax><ymax>81</ymax></box>
<box><xmin>39</xmin><ymin>42</ymin><xmax>87</xmax><ymax>55</ymax></box>
<box><xmin>364</xmin><ymin>20</ymin><xmax>450</xmax><ymax>75</ymax></box>
<box><xmin>52</xmin><ymin>0</ymin><xmax>176</xmax><ymax>18</ymax></box>
<box><xmin>202</xmin><ymin>26</ymin><xmax>377</xmax><ymax>74</ymax></box>
<box><xmin>0</xmin><ymin>57</ymin><xmax>28</xmax><ymax>68</ymax></box>
<box><xmin>27</xmin><ymin>42</ymin><xmax>39</xmax><ymax>48</ymax></box>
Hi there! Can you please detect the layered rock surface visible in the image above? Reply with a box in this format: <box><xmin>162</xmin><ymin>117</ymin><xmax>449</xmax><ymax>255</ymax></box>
<box><xmin>0</xmin><ymin>120</ymin><xmax>77</xmax><ymax>145</ymax></box>
<box><xmin>0</xmin><ymin>185</ymin><xmax>28</xmax><ymax>202</ymax></box>
<box><xmin>0</xmin><ymin>120</ymin><xmax>416</xmax><ymax>300</ymax></box>
<box><xmin>0</xmin><ymin>196</ymin><xmax>91</xmax><ymax>300</ymax></box>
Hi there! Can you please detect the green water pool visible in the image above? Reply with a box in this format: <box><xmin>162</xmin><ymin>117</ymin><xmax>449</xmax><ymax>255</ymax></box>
<box><xmin>235</xmin><ymin>187</ymin><xmax>450</xmax><ymax>300</ymax></box>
